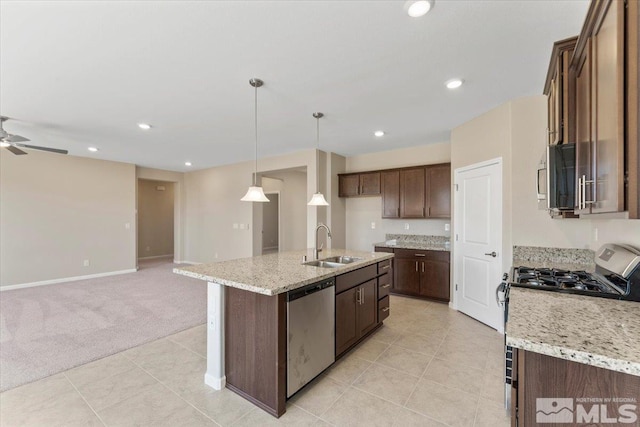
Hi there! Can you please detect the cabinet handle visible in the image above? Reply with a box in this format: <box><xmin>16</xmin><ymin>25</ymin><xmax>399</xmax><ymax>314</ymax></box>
<box><xmin>415</xmin><ymin>261</ymin><xmax>418</xmax><ymax>272</ymax></box>
<box><xmin>428</xmin><ymin>207</ymin><xmax>431</xmax><ymax>217</ymax></box>
<box><xmin>397</xmin><ymin>207</ymin><xmax>400</xmax><ymax>217</ymax></box>
<box><xmin>415</xmin><ymin>254</ymin><xmax>426</xmax><ymax>257</ymax></box>
<box><xmin>381</xmin><ymin>284</ymin><xmax>391</xmax><ymax>289</ymax></box>
<box><xmin>422</xmin><ymin>262</ymin><xmax>425</xmax><ymax>273</ymax></box>
<box><xmin>381</xmin><ymin>265</ymin><xmax>390</xmax><ymax>270</ymax></box>
<box><xmin>422</xmin><ymin>207</ymin><xmax>425</xmax><ymax>216</ymax></box>
<box><xmin>361</xmin><ymin>287</ymin><xmax>365</xmax><ymax>305</ymax></box>
<box><xmin>382</xmin><ymin>307</ymin><xmax>389</xmax><ymax>312</ymax></box>
<box><xmin>356</xmin><ymin>288</ymin><xmax>361</xmax><ymax>305</ymax></box>
<box><xmin>577</xmin><ymin>176</ymin><xmax>582</xmax><ymax>209</ymax></box>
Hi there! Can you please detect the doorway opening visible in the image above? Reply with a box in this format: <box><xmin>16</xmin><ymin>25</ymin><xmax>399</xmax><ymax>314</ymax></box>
<box><xmin>262</xmin><ymin>192</ymin><xmax>280</xmax><ymax>255</ymax></box>
<box><xmin>137</xmin><ymin>179</ymin><xmax>175</xmax><ymax>262</ymax></box>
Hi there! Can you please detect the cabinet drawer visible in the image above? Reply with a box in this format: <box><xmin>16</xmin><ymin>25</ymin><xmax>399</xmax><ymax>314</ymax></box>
<box><xmin>395</xmin><ymin>248</ymin><xmax>449</xmax><ymax>262</ymax></box>
<box><xmin>378</xmin><ymin>273</ymin><xmax>391</xmax><ymax>299</ymax></box>
<box><xmin>378</xmin><ymin>296</ymin><xmax>390</xmax><ymax>322</ymax></box>
<box><xmin>378</xmin><ymin>259</ymin><xmax>392</xmax><ymax>274</ymax></box>
<box><xmin>336</xmin><ymin>264</ymin><xmax>377</xmax><ymax>294</ymax></box>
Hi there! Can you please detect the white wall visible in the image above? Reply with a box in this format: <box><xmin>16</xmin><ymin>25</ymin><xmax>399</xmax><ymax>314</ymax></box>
<box><xmin>344</xmin><ymin>143</ymin><xmax>451</xmax><ymax>252</ymax></box>
<box><xmin>0</xmin><ymin>150</ymin><xmax>136</xmax><ymax>287</ymax></box>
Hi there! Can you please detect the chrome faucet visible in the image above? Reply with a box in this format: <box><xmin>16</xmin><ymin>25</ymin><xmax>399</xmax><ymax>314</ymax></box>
<box><xmin>314</xmin><ymin>223</ymin><xmax>332</xmax><ymax>260</ymax></box>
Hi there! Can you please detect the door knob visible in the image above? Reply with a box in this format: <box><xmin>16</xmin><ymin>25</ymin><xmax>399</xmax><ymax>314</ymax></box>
<box><xmin>484</xmin><ymin>251</ymin><xmax>497</xmax><ymax>258</ymax></box>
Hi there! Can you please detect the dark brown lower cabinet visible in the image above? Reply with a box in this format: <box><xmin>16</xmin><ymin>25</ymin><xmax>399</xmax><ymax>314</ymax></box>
<box><xmin>381</xmin><ymin>248</ymin><xmax>450</xmax><ymax>302</ymax></box>
<box><xmin>511</xmin><ymin>349</ymin><xmax>640</xmax><ymax>426</ymax></box>
<box><xmin>336</xmin><ymin>279</ymin><xmax>378</xmax><ymax>356</ymax></box>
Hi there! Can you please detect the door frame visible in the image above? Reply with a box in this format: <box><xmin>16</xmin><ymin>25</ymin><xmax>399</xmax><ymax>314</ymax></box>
<box><xmin>262</xmin><ymin>190</ymin><xmax>282</xmax><ymax>254</ymax></box>
<box><xmin>452</xmin><ymin>157</ymin><xmax>503</xmax><ymax>332</ymax></box>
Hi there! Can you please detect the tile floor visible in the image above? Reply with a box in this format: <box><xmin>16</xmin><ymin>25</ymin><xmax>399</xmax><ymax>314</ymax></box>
<box><xmin>0</xmin><ymin>295</ymin><xmax>509</xmax><ymax>427</ymax></box>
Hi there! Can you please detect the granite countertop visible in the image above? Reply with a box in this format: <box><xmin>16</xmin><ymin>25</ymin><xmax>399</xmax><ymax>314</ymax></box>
<box><xmin>374</xmin><ymin>241</ymin><xmax>450</xmax><ymax>252</ymax></box>
<box><xmin>173</xmin><ymin>249</ymin><xmax>394</xmax><ymax>296</ymax></box>
<box><xmin>512</xmin><ymin>258</ymin><xmax>595</xmax><ymax>273</ymax></box>
<box><xmin>507</xmin><ymin>287</ymin><xmax>640</xmax><ymax>376</ymax></box>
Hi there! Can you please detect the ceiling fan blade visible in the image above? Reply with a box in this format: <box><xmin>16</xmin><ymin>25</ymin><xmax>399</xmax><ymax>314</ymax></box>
<box><xmin>16</xmin><ymin>144</ymin><xmax>68</xmax><ymax>155</ymax></box>
<box><xmin>6</xmin><ymin>146</ymin><xmax>28</xmax><ymax>155</ymax></box>
<box><xmin>6</xmin><ymin>134</ymin><xmax>30</xmax><ymax>143</ymax></box>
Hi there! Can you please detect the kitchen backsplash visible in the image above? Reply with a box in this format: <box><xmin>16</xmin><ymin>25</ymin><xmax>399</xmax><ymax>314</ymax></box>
<box><xmin>513</xmin><ymin>245</ymin><xmax>594</xmax><ymax>265</ymax></box>
<box><xmin>386</xmin><ymin>234</ymin><xmax>449</xmax><ymax>245</ymax></box>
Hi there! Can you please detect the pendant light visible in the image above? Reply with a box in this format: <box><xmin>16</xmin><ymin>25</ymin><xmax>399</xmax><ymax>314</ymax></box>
<box><xmin>308</xmin><ymin>112</ymin><xmax>330</xmax><ymax>206</ymax></box>
<box><xmin>241</xmin><ymin>78</ymin><xmax>270</xmax><ymax>202</ymax></box>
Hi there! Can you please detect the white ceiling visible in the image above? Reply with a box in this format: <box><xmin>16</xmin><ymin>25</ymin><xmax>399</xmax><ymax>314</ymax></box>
<box><xmin>0</xmin><ymin>0</ymin><xmax>589</xmax><ymax>172</ymax></box>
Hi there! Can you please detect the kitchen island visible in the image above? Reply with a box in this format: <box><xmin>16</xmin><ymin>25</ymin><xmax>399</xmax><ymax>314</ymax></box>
<box><xmin>174</xmin><ymin>249</ymin><xmax>394</xmax><ymax>417</ymax></box>
<box><xmin>506</xmin><ymin>287</ymin><xmax>640</xmax><ymax>424</ymax></box>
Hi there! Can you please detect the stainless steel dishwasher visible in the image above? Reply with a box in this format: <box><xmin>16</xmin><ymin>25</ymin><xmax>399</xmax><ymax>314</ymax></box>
<box><xmin>287</xmin><ymin>277</ymin><xmax>335</xmax><ymax>398</ymax></box>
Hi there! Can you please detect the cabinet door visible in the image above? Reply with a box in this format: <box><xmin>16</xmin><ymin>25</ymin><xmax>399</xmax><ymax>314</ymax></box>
<box><xmin>400</xmin><ymin>168</ymin><xmax>426</xmax><ymax>218</ymax></box>
<box><xmin>592</xmin><ymin>0</ymin><xmax>625</xmax><ymax>213</ymax></box>
<box><xmin>575</xmin><ymin>38</ymin><xmax>594</xmax><ymax>214</ymax></box>
<box><xmin>381</xmin><ymin>170</ymin><xmax>400</xmax><ymax>218</ymax></box>
<box><xmin>420</xmin><ymin>260</ymin><xmax>450</xmax><ymax>301</ymax></box>
<box><xmin>359</xmin><ymin>172</ymin><xmax>381</xmax><ymax>196</ymax></box>
<box><xmin>335</xmin><ymin>288</ymin><xmax>358</xmax><ymax>356</ymax></box>
<box><xmin>357</xmin><ymin>280</ymin><xmax>378</xmax><ymax>337</ymax></box>
<box><xmin>426</xmin><ymin>165</ymin><xmax>451</xmax><ymax>218</ymax></box>
<box><xmin>394</xmin><ymin>258</ymin><xmax>421</xmax><ymax>295</ymax></box>
<box><xmin>339</xmin><ymin>174</ymin><xmax>360</xmax><ymax>197</ymax></box>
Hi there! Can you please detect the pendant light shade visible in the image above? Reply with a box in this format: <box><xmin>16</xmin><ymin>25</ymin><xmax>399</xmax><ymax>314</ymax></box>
<box><xmin>308</xmin><ymin>112</ymin><xmax>330</xmax><ymax>206</ymax></box>
<box><xmin>242</xmin><ymin>78</ymin><xmax>270</xmax><ymax>203</ymax></box>
<box><xmin>241</xmin><ymin>185</ymin><xmax>270</xmax><ymax>202</ymax></box>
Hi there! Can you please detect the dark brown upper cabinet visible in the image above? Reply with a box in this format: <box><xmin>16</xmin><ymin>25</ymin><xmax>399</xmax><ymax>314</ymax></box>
<box><xmin>566</xmin><ymin>0</ymin><xmax>638</xmax><ymax>217</ymax></box>
<box><xmin>338</xmin><ymin>172</ymin><xmax>380</xmax><ymax>197</ymax></box>
<box><xmin>381</xmin><ymin>170</ymin><xmax>400</xmax><ymax>218</ymax></box>
<box><xmin>426</xmin><ymin>164</ymin><xmax>451</xmax><ymax>218</ymax></box>
<box><xmin>543</xmin><ymin>37</ymin><xmax>578</xmax><ymax>145</ymax></box>
<box><xmin>400</xmin><ymin>167</ymin><xmax>426</xmax><ymax>218</ymax></box>
<box><xmin>341</xmin><ymin>163</ymin><xmax>452</xmax><ymax>219</ymax></box>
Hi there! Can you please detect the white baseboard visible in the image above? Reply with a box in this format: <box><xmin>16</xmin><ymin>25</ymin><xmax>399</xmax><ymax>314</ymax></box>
<box><xmin>204</xmin><ymin>373</ymin><xmax>226</xmax><ymax>390</ymax></box>
<box><xmin>0</xmin><ymin>269</ymin><xmax>138</xmax><ymax>291</ymax></box>
<box><xmin>138</xmin><ymin>254</ymin><xmax>174</xmax><ymax>260</ymax></box>
<box><xmin>174</xmin><ymin>260</ymin><xmax>201</xmax><ymax>265</ymax></box>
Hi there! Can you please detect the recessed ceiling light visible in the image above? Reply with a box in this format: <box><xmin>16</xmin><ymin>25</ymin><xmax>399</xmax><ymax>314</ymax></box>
<box><xmin>406</xmin><ymin>0</ymin><xmax>434</xmax><ymax>18</ymax></box>
<box><xmin>445</xmin><ymin>79</ymin><xmax>464</xmax><ymax>89</ymax></box>
<box><xmin>185</xmin><ymin>162</ymin><xmax>192</xmax><ymax>166</ymax></box>
<box><xmin>137</xmin><ymin>123</ymin><xmax>152</xmax><ymax>130</ymax></box>
<box><xmin>88</xmin><ymin>147</ymin><xmax>99</xmax><ymax>152</ymax></box>
<box><xmin>374</xmin><ymin>130</ymin><xmax>385</xmax><ymax>137</ymax></box>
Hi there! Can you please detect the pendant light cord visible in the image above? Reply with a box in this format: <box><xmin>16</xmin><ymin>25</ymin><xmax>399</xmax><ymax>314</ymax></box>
<box><xmin>254</xmin><ymin>83</ymin><xmax>258</xmax><ymax>186</ymax></box>
<box><xmin>316</xmin><ymin>116</ymin><xmax>320</xmax><ymax>193</ymax></box>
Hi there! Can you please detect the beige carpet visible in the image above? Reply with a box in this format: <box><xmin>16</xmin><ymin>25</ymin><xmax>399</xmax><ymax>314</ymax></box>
<box><xmin>0</xmin><ymin>258</ymin><xmax>206</xmax><ymax>391</ymax></box>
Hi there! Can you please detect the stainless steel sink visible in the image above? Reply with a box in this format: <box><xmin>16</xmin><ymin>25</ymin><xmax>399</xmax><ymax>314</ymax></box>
<box><xmin>303</xmin><ymin>260</ymin><xmax>344</xmax><ymax>268</ymax></box>
<box><xmin>321</xmin><ymin>256</ymin><xmax>363</xmax><ymax>264</ymax></box>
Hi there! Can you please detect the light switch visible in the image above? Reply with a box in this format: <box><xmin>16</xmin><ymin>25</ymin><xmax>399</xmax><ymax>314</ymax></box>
<box><xmin>233</xmin><ymin>223</ymin><xmax>239</xmax><ymax>229</ymax></box>
<box><xmin>125</xmin><ymin>222</ymin><xmax>131</xmax><ymax>229</ymax></box>
<box><xmin>445</xmin><ymin>223</ymin><xmax>450</xmax><ymax>231</ymax></box>
<box><xmin>371</xmin><ymin>222</ymin><xmax>376</xmax><ymax>229</ymax></box>
<box><xmin>239</xmin><ymin>223</ymin><xmax>246</xmax><ymax>230</ymax></box>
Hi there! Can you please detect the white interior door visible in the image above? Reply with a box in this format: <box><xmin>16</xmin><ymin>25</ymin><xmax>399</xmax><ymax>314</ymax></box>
<box><xmin>454</xmin><ymin>158</ymin><xmax>503</xmax><ymax>331</ymax></box>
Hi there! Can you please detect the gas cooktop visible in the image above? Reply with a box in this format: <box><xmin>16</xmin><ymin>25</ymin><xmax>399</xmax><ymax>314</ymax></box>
<box><xmin>511</xmin><ymin>267</ymin><xmax>623</xmax><ymax>297</ymax></box>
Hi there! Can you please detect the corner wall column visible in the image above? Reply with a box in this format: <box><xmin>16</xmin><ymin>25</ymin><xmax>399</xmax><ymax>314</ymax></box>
<box><xmin>204</xmin><ymin>281</ymin><xmax>226</xmax><ymax>389</ymax></box>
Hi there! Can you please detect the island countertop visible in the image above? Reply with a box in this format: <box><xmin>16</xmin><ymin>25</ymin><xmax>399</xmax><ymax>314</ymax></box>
<box><xmin>506</xmin><ymin>287</ymin><xmax>640</xmax><ymax>376</ymax></box>
<box><xmin>173</xmin><ymin>249</ymin><xmax>394</xmax><ymax>296</ymax></box>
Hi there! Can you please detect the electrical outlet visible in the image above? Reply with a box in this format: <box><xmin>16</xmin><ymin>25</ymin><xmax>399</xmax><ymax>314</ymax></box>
<box><xmin>83</xmin><ymin>259</ymin><xmax>90</xmax><ymax>267</ymax></box>
<box><xmin>445</xmin><ymin>223</ymin><xmax>450</xmax><ymax>231</ymax></box>
<box><xmin>594</xmin><ymin>227</ymin><xmax>599</xmax><ymax>242</ymax></box>
<box><xmin>371</xmin><ymin>222</ymin><xmax>376</xmax><ymax>229</ymax></box>
<box><xmin>404</xmin><ymin>223</ymin><xmax>410</xmax><ymax>230</ymax></box>
<box><xmin>239</xmin><ymin>223</ymin><xmax>246</xmax><ymax>230</ymax></box>
<box><xmin>125</xmin><ymin>222</ymin><xmax>131</xmax><ymax>229</ymax></box>
<box><xmin>214</xmin><ymin>252</ymin><xmax>218</xmax><ymax>259</ymax></box>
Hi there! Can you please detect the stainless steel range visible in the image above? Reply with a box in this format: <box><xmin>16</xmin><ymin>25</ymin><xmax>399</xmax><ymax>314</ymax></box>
<box><xmin>497</xmin><ymin>243</ymin><xmax>640</xmax><ymax>415</ymax></box>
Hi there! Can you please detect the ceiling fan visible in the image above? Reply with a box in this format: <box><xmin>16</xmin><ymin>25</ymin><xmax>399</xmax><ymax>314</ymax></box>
<box><xmin>0</xmin><ymin>116</ymin><xmax>68</xmax><ymax>155</ymax></box>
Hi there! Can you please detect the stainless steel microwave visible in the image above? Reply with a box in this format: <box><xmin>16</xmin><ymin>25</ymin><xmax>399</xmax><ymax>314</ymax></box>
<box><xmin>537</xmin><ymin>143</ymin><xmax>576</xmax><ymax>214</ymax></box>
